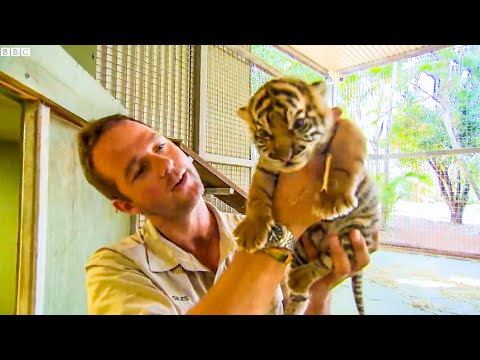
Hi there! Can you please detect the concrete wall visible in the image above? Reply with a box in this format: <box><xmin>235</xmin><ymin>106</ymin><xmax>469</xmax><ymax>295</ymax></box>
<box><xmin>61</xmin><ymin>45</ymin><xmax>97</xmax><ymax>79</ymax></box>
<box><xmin>41</xmin><ymin>114</ymin><xmax>130</xmax><ymax>314</ymax></box>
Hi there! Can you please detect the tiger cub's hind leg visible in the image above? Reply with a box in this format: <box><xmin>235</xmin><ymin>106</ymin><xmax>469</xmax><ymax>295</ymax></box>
<box><xmin>284</xmin><ymin>293</ymin><xmax>311</xmax><ymax>315</ymax></box>
<box><xmin>314</xmin><ymin>118</ymin><xmax>368</xmax><ymax>221</ymax></box>
<box><xmin>287</xmin><ymin>254</ymin><xmax>333</xmax><ymax>295</ymax></box>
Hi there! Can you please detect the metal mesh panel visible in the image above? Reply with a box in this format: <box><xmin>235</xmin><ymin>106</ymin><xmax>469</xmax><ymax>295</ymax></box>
<box><xmin>96</xmin><ymin>45</ymin><xmax>195</xmax><ymax>147</ymax></box>
<box><xmin>202</xmin><ymin>45</ymin><xmax>255</xmax><ymax>214</ymax></box>
<box><xmin>206</xmin><ymin>45</ymin><xmax>251</xmax><ymax>159</ymax></box>
<box><xmin>377</xmin><ymin>153</ymin><xmax>480</xmax><ymax>258</ymax></box>
<box><xmin>249</xmin><ymin>64</ymin><xmax>274</xmax><ymax>166</ymax></box>
<box><xmin>209</xmin><ymin>162</ymin><xmax>251</xmax><ymax>193</ymax></box>
<box><xmin>336</xmin><ymin>45</ymin><xmax>480</xmax><ymax>258</ymax></box>
<box><xmin>333</xmin><ymin>66</ymin><xmax>396</xmax><ymax>156</ymax></box>
<box><xmin>203</xmin><ymin>194</ymin><xmax>234</xmax><ymax>213</ymax></box>
<box><xmin>251</xmin><ymin>63</ymin><xmax>273</xmax><ymax>94</ymax></box>
<box><xmin>204</xmin><ymin>162</ymin><xmax>252</xmax><ymax>215</ymax></box>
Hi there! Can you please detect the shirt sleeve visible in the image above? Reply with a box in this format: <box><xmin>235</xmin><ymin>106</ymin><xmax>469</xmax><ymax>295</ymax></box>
<box><xmin>86</xmin><ymin>248</ymin><xmax>177</xmax><ymax>315</ymax></box>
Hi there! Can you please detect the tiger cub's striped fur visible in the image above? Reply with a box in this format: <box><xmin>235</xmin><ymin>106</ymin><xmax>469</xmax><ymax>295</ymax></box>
<box><xmin>285</xmin><ymin>174</ymin><xmax>380</xmax><ymax>315</ymax></box>
<box><xmin>233</xmin><ymin>77</ymin><xmax>380</xmax><ymax>315</ymax></box>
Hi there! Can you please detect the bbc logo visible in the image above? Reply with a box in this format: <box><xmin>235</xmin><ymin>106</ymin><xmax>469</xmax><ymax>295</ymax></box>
<box><xmin>1</xmin><ymin>48</ymin><xmax>31</xmax><ymax>56</ymax></box>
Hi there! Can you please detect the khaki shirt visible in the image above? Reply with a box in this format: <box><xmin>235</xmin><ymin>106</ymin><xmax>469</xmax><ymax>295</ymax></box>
<box><xmin>86</xmin><ymin>202</ymin><xmax>285</xmax><ymax>315</ymax></box>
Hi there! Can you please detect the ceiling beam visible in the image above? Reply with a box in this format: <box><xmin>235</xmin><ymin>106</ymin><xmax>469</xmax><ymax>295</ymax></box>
<box><xmin>273</xmin><ymin>45</ymin><xmax>331</xmax><ymax>79</ymax></box>
<box><xmin>274</xmin><ymin>45</ymin><xmax>454</xmax><ymax>78</ymax></box>
<box><xmin>339</xmin><ymin>45</ymin><xmax>454</xmax><ymax>76</ymax></box>
<box><xmin>223</xmin><ymin>45</ymin><xmax>285</xmax><ymax>78</ymax></box>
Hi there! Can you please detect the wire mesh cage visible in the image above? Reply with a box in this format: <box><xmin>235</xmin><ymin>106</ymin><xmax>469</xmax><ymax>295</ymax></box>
<box><xmin>96</xmin><ymin>45</ymin><xmax>195</xmax><ymax>147</ymax></box>
<box><xmin>336</xmin><ymin>45</ymin><xmax>480</xmax><ymax>258</ymax></box>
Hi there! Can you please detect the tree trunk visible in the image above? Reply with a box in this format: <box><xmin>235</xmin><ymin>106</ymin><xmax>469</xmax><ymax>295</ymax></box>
<box><xmin>412</xmin><ymin>79</ymin><xmax>480</xmax><ymax>202</ymax></box>
<box><xmin>450</xmin><ymin>203</ymin><xmax>466</xmax><ymax>224</ymax></box>
<box><xmin>438</xmin><ymin>83</ymin><xmax>480</xmax><ymax>202</ymax></box>
<box><xmin>428</xmin><ymin>158</ymin><xmax>470</xmax><ymax>225</ymax></box>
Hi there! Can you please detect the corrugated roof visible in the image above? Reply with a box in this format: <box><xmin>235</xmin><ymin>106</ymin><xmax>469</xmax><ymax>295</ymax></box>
<box><xmin>275</xmin><ymin>45</ymin><xmax>453</xmax><ymax>79</ymax></box>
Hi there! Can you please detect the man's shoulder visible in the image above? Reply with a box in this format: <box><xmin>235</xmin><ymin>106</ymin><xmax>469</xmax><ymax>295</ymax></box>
<box><xmin>86</xmin><ymin>231</ymin><xmax>145</xmax><ymax>269</ymax></box>
<box><xmin>214</xmin><ymin>207</ymin><xmax>245</xmax><ymax>235</ymax></box>
<box><xmin>220</xmin><ymin>210</ymin><xmax>244</xmax><ymax>224</ymax></box>
<box><xmin>207</xmin><ymin>201</ymin><xmax>244</xmax><ymax>222</ymax></box>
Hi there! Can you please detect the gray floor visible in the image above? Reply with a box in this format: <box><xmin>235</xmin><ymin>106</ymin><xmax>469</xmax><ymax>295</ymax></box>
<box><xmin>330</xmin><ymin>249</ymin><xmax>480</xmax><ymax>315</ymax></box>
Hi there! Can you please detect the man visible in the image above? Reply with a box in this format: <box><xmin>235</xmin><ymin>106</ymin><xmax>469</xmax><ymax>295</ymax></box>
<box><xmin>78</xmin><ymin>113</ymin><xmax>373</xmax><ymax>315</ymax></box>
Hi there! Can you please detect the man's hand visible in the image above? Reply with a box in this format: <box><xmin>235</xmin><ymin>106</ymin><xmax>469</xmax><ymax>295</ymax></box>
<box><xmin>272</xmin><ymin>151</ymin><xmax>328</xmax><ymax>238</ymax></box>
<box><xmin>303</xmin><ymin>229</ymin><xmax>378</xmax><ymax>315</ymax></box>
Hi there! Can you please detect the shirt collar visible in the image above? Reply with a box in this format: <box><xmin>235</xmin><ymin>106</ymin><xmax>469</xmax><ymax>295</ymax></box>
<box><xmin>142</xmin><ymin>201</ymin><xmax>238</xmax><ymax>273</ymax></box>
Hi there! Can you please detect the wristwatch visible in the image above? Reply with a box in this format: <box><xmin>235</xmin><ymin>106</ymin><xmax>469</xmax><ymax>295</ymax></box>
<box><xmin>264</xmin><ymin>223</ymin><xmax>297</xmax><ymax>252</ymax></box>
<box><xmin>257</xmin><ymin>224</ymin><xmax>297</xmax><ymax>265</ymax></box>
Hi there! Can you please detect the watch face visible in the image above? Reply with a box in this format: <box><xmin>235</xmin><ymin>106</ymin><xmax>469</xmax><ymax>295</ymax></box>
<box><xmin>267</xmin><ymin>224</ymin><xmax>296</xmax><ymax>252</ymax></box>
<box><xmin>271</xmin><ymin>224</ymin><xmax>284</xmax><ymax>238</ymax></box>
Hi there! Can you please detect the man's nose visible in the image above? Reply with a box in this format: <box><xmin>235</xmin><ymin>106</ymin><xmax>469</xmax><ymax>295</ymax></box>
<box><xmin>150</xmin><ymin>153</ymin><xmax>174</xmax><ymax>177</ymax></box>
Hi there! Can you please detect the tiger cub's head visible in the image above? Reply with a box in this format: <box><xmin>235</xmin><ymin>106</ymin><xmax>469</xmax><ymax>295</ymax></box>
<box><xmin>238</xmin><ymin>77</ymin><xmax>335</xmax><ymax>172</ymax></box>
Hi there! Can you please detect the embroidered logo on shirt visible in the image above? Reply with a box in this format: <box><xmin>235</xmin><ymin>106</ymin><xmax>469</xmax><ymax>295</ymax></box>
<box><xmin>172</xmin><ymin>295</ymin><xmax>190</xmax><ymax>301</ymax></box>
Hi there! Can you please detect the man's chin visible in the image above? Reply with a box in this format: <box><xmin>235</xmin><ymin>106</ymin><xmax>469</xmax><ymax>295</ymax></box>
<box><xmin>173</xmin><ymin>184</ymin><xmax>204</xmax><ymax>209</ymax></box>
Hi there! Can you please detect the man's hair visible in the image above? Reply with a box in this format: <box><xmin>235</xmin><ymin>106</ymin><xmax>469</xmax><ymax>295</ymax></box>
<box><xmin>77</xmin><ymin>114</ymin><xmax>148</xmax><ymax>201</ymax></box>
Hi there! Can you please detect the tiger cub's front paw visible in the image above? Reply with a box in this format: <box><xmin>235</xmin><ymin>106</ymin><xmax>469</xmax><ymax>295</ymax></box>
<box><xmin>233</xmin><ymin>216</ymin><xmax>274</xmax><ymax>252</ymax></box>
<box><xmin>314</xmin><ymin>189</ymin><xmax>358</xmax><ymax>220</ymax></box>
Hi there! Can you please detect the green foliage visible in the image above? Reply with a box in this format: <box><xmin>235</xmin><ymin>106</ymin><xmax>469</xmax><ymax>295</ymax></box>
<box><xmin>381</xmin><ymin>172</ymin><xmax>434</xmax><ymax>223</ymax></box>
<box><xmin>250</xmin><ymin>46</ymin><xmax>325</xmax><ymax>92</ymax></box>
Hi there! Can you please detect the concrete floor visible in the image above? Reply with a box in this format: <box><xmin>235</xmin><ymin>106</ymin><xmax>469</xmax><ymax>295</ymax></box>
<box><xmin>330</xmin><ymin>249</ymin><xmax>480</xmax><ymax>315</ymax></box>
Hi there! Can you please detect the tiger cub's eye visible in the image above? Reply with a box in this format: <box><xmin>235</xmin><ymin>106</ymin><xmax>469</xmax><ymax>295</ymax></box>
<box><xmin>258</xmin><ymin>129</ymin><xmax>271</xmax><ymax>138</ymax></box>
<box><xmin>293</xmin><ymin>118</ymin><xmax>305</xmax><ymax>129</ymax></box>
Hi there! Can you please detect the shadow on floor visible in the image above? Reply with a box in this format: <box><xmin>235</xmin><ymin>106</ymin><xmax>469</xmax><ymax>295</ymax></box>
<box><xmin>331</xmin><ymin>248</ymin><xmax>480</xmax><ymax>315</ymax></box>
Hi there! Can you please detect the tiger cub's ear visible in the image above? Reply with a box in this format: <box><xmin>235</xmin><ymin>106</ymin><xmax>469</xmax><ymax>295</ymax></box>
<box><xmin>237</xmin><ymin>106</ymin><xmax>253</xmax><ymax>125</ymax></box>
<box><xmin>310</xmin><ymin>80</ymin><xmax>328</xmax><ymax>98</ymax></box>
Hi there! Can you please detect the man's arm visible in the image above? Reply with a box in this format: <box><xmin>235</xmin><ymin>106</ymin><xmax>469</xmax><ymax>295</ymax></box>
<box><xmin>87</xmin><ymin>247</ymin><xmax>289</xmax><ymax>315</ymax></box>
<box><xmin>188</xmin><ymin>250</ymin><xmax>288</xmax><ymax>315</ymax></box>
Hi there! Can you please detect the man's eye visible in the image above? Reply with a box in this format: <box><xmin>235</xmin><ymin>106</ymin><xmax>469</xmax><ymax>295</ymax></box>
<box><xmin>153</xmin><ymin>143</ymin><xmax>165</xmax><ymax>152</ymax></box>
<box><xmin>134</xmin><ymin>164</ymin><xmax>147</xmax><ymax>181</ymax></box>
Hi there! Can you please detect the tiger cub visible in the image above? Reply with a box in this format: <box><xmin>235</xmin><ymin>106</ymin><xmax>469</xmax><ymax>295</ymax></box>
<box><xmin>233</xmin><ymin>77</ymin><xmax>380</xmax><ymax>315</ymax></box>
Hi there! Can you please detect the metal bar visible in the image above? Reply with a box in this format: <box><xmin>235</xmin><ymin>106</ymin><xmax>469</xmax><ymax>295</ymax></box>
<box><xmin>203</xmin><ymin>153</ymin><xmax>253</xmax><ymax>167</ymax></box>
<box><xmin>204</xmin><ymin>188</ymin><xmax>234</xmax><ymax>195</ymax></box>
<box><xmin>223</xmin><ymin>45</ymin><xmax>285</xmax><ymax>78</ymax></box>
<box><xmin>193</xmin><ymin>45</ymin><xmax>209</xmax><ymax>155</ymax></box>
<box><xmin>274</xmin><ymin>45</ymin><xmax>331</xmax><ymax>78</ymax></box>
<box><xmin>368</xmin><ymin>147</ymin><xmax>480</xmax><ymax>160</ymax></box>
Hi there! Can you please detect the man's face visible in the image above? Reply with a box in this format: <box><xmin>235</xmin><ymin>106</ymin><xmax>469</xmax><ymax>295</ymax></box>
<box><xmin>92</xmin><ymin>121</ymin><xmax>204</xmax><ymax>219</ymax></box>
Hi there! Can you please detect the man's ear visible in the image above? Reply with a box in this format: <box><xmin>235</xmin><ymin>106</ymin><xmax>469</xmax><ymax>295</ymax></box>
<box><xmin>112</xmin><ymin>199</ymin><xmax>140</xmax><ymax>214</ymax></box>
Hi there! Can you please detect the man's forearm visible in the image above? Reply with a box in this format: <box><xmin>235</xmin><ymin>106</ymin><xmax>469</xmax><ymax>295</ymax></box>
<box><xmin>304</xmin><ymin>283</ymin><xmax>332</xmax><ymax>315</ymax></box>
<box><xmin>187</xmin><ymin>250</ymin><xmax>288</xmax><ymax>315</ymax></box>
